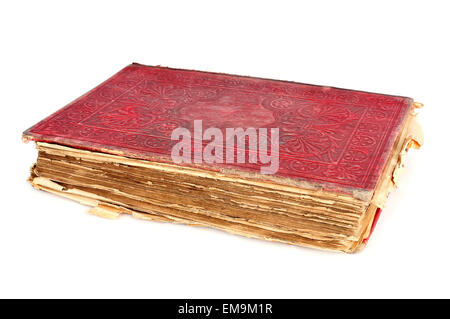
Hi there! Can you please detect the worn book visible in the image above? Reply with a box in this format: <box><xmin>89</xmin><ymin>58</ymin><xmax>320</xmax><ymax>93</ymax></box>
<box><xmin>22</xmin><ymin>63</ymin><xmax>423</xmax><ymax>252</ymax></box>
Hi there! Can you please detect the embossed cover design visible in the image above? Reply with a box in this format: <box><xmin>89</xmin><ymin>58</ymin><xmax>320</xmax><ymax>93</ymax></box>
<box><xmin>24</xmin><ymin>63</ymin><xmax>413</xmax><ymax>193</ymax></box>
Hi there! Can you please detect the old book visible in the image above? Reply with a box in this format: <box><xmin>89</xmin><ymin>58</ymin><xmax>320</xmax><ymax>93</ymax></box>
<box><xmin>22</xmin><ymin>63</ymin><xmax>423</xmax><ymax>252</ymax></box>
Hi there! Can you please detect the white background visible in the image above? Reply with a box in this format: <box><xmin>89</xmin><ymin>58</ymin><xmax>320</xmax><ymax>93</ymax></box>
<box><xmin>1</xmin><ymin>1</ymin><xmax>449</xmax><ymax>298</ymax></box>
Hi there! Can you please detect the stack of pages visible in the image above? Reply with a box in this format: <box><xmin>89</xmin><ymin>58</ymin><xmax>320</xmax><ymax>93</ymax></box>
<box><xmin>23</xmin><ymin>63</ymin><xmax>422</xmax><ymax>252</ymax></box>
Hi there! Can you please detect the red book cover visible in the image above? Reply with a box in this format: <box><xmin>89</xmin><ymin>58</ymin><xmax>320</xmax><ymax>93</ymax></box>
<box><xmin>23</xmin><ymin>63</ymin><xmax>413</xmax><ymax>196</ymax></box>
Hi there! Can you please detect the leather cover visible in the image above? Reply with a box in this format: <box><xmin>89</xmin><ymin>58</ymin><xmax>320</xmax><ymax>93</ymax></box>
<box><xmin>23</xmin><ymin>63</ymin><xmax>413</xmax><ymax>195</ymax></box>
